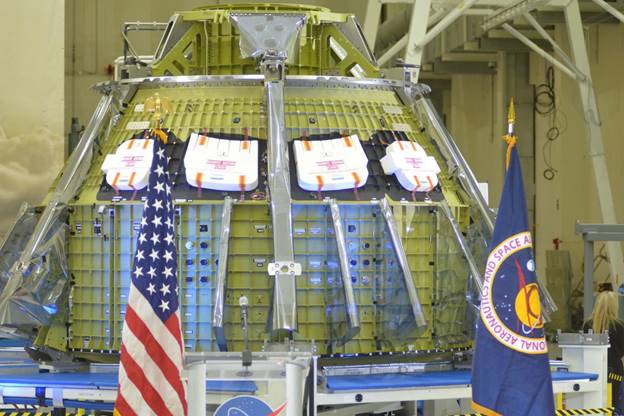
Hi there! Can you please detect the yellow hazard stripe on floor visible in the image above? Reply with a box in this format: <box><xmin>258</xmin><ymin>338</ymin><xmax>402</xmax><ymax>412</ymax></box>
<box><xmin>0</xmin><ymin>412</ymin><xmax>87</xmax><ymax>416</ymax></box>
<box><xmin>453</xmin><ymin>408</ymin><xmax>614</xmax><ymax>416</ymax></box>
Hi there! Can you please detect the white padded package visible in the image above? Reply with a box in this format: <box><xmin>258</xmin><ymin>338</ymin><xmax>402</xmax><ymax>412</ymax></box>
<box><xmin>101</xmin><ymin>139</ymin><xmax>154</xmax><ymax>191</ymax></box>
<box><xmin>184</xmin><ymin>133</ymin><xmax>258</xmax><ymax>191</ymax></box>
<box><xmin>293</xmin><ymin>135</ymin><xmax>369</xmax><ymax>191</ymax></box>
<box><xmin>380</xmin><ymin>140</ymin><xmax>441</xmax><ymax>192</ymax></box>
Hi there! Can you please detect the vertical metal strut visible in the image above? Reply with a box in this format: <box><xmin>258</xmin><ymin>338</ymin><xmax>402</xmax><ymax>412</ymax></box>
<box><xmin>230</xmin><ymin>13</ymin><xmax>307</xmax><ymax>332</ymax></box>
<box><xmin>328</xmin><ymin>199</ymin><xmax>360</xmax><ymax>337</ymax></box>
<box><xmin>379</xmin><ymin>198</ymin><xmax>427</xmax><ymax>327</ymax></box>
<box><xmin>212</xmin><ymin>196</ymin><xmax>233</xmax><ymax>350</ymax></box>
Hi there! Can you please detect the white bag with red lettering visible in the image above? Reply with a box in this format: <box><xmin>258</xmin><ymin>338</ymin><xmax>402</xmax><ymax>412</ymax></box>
<box><xmin>101</xmin><ymin>139</ymin><xmax>154</xmax><ymax>191</ymax></box>
<box><xmin>380</xmin><ymin>140</ymin><xmax>441</xmax><ymax>192</ymax></box>
<box><xmin>184</xmin><ymin>133</ymin><xmax>258</xmax><ymax>192</ymax></box>
<box><xmin>293</xmin><ymin>135</ymin><xmax>369</xmax><ymax>191</ymax></box>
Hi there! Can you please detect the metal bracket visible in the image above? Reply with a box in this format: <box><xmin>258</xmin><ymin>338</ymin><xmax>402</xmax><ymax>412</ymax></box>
<box><xmin>268</xmin><ymin>261</ymin><xmax>302</xmax><ymax>277</ymax></box>
<box><xmin>260</xmin><ymin>54</ymin><xmax>286</xmax><ymax>82</ymax></box>
<box><xmin>229</xmin><ymin>13</ymin><xmax>307</xmax><ymax>62</ymax></box>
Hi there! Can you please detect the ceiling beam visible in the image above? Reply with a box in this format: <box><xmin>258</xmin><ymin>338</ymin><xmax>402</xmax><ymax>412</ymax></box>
<box><xmin>441</xmin><ymin>52</ymin><xmax>498</xmax><ymax>62</ymax></box>
<box><xmin>432</xmin><ymin>58</ymin><xmax>497</xmax><ymax>74</ymax></box>
<box><xmin>478</xmin><ymin>37</ymin><xmax>553</xmax><ymax>52</ymax></box>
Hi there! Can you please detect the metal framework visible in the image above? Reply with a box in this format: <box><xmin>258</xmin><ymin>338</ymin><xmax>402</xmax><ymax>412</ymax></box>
<box><xmin>576</xmin><ymin>223</ymin><xmax>624</xmax><ymax>320</ymax></box>
<box><xmin>364</xmin><ymin>0</ymin><xmax>624</xmax><ymax>289</ymax></box>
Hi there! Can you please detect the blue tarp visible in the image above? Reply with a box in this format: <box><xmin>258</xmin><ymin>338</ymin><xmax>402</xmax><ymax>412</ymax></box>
<box><xmin>325</xmin><ymin>369</ymin><xmax>598</xmax><ymax>392</ymax></box>
<box><xmin>0</xmin><ymin>371</ymin><xmax>257</xmax><ymax>393</ymax></box>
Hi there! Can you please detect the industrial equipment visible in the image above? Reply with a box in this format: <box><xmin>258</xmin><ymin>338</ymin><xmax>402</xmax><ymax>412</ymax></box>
<box><xmin>0</xmin><ymin>3</ymin><xmax>494</xmax><ymax>367</ymax></box>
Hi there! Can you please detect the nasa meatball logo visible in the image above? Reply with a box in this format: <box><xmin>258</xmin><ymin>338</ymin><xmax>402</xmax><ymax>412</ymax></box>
<box><xmin>214</xmin><ymin>396</ymin><xmax>286</xmax><ymax>416</ymax></box>
<box><xmin>480</xmin><ymin>231</ymin><xmax>547</xmax><ymax>354</ymax></box>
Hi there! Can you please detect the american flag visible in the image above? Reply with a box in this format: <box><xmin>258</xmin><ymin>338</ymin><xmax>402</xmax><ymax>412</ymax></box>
<box><xmin>114</xmin><ymin>136</ymin><xmax>187</xmax><ymax>416</ymax></box>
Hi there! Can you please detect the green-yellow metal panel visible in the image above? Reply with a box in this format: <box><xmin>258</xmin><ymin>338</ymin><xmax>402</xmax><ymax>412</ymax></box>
<box><xmin>61</xmin><ymin>81</ymin><xmax>473</xmax><ymax>355</ymax></box>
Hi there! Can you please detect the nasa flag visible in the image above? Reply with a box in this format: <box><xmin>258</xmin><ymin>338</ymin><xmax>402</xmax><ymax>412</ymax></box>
<box><xmin>471</xmin><ymin>124</ymin><xmax>555</xmax><ymax>415</ymax></box>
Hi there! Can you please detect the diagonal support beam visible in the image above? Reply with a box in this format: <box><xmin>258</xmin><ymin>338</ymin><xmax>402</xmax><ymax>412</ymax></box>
<box><xmin>379</xmin><ymin>34</ymin><xmax>408</xmax><ymax>66</ymax></box>
<box><xmin>417</xmin><ymin>0</ymin><xmax>480</xmax><ymax>48</ymax></box>
<box><xmin>404</xmin><ymin>0</ymin><xmax>481</xmax><ymax>81</ymax></box>
<box><xmin>438</xmin><ymin>202</ymin><xmax>484</xmax><ymax>295</ymax></box>
<box><xmin>212</xmin><ymin>196</ymin><xmax>233</xmax><ymax>351</ymax></box>
<box><xmin>328</xmin><ymin>199</ymin><xmax>360</xmax><ymax>340</ymax></box>
<box><xmin>563</xmin><ymin>0</ymin><xmax>624</xmax><ymax>287</ymax></box>
<box><xmin>522</xmin><ymin>12</ymin><xmax>585</xmax><ymax>80</ymax></box>
<box><xmin>378</xmin><ymin>7</ymin><xmax>446</xmax><ymax>68</ymax></box>
<box><xmin>378</xmin><ymin>198</ymin><xmax>427</xmax><ymax>327</ymax></box>
<box><xmin>591</xmin><ymin>0</ymin><xmax>624</xmax><ymax>24</ymax></box>
<box><xmin>502</xmin><ymin>23</ymin><xmax>580</xmax><ymax>80</ymax></box>
<box><xmin>482</xmin><ymin>0</ymin><xmax>551</xmax><ymax>31</ymax></box>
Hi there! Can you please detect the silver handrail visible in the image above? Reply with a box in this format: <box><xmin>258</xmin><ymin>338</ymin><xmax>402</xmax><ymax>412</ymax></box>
<box><xmin>328</xmin><ymin>199</ymin><xmax>360</xmax><ymax>336</ymax></box>
<box><xmin>378</xmin><ymin>198</ymin><xmax>427</xmax><ymax>327</ymax></box>
<box><xmin>212</xmin><ymin>197</ymin><xmax>234</xmax><ymax>350</ymax></box>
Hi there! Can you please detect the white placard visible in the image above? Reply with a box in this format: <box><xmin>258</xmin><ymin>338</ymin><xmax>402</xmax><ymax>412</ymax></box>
<box><xmin>125</xmin><ymin>120</ymin><xmax>151</xmax><ymax>130</ymax></box>
<box><xmin>392</xmin><ymin>123</ymin><xmax>412</xmax><ymax>132</ymax></box>
<box><xmin>383</xmin><ymin>105</ymin><xmax>403</xmax><ymax>115</ymax></box>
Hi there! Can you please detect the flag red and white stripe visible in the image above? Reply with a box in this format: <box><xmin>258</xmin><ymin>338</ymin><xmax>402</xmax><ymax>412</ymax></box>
<box><xmin>114</xmin><ymin>136</ymin><xmax>187</xmax><ymax>416</ymax></box>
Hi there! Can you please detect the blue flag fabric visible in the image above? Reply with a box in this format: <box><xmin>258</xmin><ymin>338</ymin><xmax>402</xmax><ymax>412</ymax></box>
<box><xmin>471</xmin><ymin>145</ymin><xmax>555</xmax><ymax>416</ymax></box>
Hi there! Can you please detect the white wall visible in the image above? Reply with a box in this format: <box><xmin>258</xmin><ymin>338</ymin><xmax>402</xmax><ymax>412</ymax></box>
<box><xmin>534</xmin><ymin>23</ymin><xmax>624</xmax><ymax>289</ymax></box>
<box><xmin>442</xmin><ymin>22</ymin><xmax>624</xmax><ymax>297</ymax></box>
<box><xmin>0</xmin><ymin>1</ymin><xmax>65</xmax><ymax>238</ymax></box>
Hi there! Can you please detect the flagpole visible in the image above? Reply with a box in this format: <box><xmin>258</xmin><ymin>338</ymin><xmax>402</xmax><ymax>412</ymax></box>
<box><xmin>503</xmin><ymin>99</ymin><xmax>517</xmax><ymax>171</ymax></box>
<box><xmin>502</xmin><ymin>98</ymin><xmax>557</xmax><ymax>322</ymax></box>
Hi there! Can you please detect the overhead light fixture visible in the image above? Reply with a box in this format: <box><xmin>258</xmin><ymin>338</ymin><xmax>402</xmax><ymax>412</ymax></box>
<box><xmin>481</xmin><ymin>0</ymin><xmax>551</xmax><ymax>31</ymax></box>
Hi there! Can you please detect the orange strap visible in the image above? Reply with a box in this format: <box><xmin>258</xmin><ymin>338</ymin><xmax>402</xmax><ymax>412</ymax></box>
<box><xmin>303</xmin><ymin>140</ymin><xmax>312</xmax><ymax>151</ymax></box>
<box><xmin>503</xmin><ymin>134</ymin><xmax>517</xmax><ymax>170</ymax></box>
<box><xmin>196</xmin><ymin>172</ymin><xmax>203</xmax><ymax>188</ymax></box>
<box><xmin>242</xmin><ymin>127</ymin><xmax>249</xmax><ymax>150</ymax></box>
<box><xmin>239</xmin><ymin>175</ymin><xmax>246</xmax><ymax>192</ymax></box>
<box><xmin>112</xmin><ymin>172</ymin><xmax>121</xmax><ymax>193</ymax></box>
<box><xmin>316</xmin><ymin>175</ymin><xmax>324</xmax><ymax>192</ymax></box>
<box><xmin>127</xmin><ymin>140</ymin><xmax>135</xmax><ymax>149</ymax></box>
<box><xmin>351</xmin><ymin>172</ymin><xmax>361</xmax><ymax>200</ymax></box>
<box><xmin>128</xmin><ymin>172</ymin><xmax>137</xmax><ymax>190</ymax></box>
<box><xmin>153</xmin><ymin>129</ymin><xmax>168</xmax><ymax>144</ymax></box>
<box><xmin>397</xmin><ymin>140</ymin><xmax>404</xmax><ymax>150</ymax></box>
<box><xmin>142</xmin><ymin>140</ymin><xmax>149</xmax><ymax>149</ymax></box>
<box><xmin>414</xmin><ymin>175</ymin><xmax>421</xmax><ymax>191</ymax></box>
<box><xmin>199</xmin><ymin>135</ymin><xmax>206</xmax><ymax>145</ymax></box>
<box><xmin>426</xmin><ymin>175</ymin><xmax>434</xmax><ymax>191</ymax></box>
<box><xmin>343</xmin><ymin>135</ymin><xmax>352</xmax><ymax>147</ymax></box>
